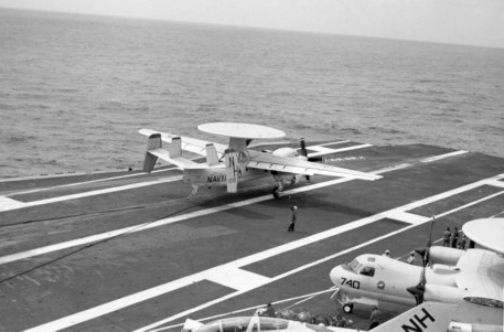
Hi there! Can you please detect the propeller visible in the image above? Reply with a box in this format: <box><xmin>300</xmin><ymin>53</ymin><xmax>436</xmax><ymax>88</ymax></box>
<box><xmin>415</xmin><ymin>217</ymin><xmax>436</xmax><ymax>267</ymax></box>
<box><xmin>407</xmin><ymin>216</ymin><xmax>435</xmax><ymax>304</ymax></box>
<box><xmin>407</xmin><ymin>268</ymin><xmax>426</xmax><ymax>305</ymax></box>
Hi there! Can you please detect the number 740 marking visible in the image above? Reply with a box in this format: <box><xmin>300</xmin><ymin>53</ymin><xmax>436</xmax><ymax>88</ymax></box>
<box><xmin>340</xmin><ymin>277</ymin><xmax>360</xmax><ymax>289</ymax></box>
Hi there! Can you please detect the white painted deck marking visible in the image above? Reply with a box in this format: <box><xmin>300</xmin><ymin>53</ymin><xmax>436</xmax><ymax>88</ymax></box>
<box><xmin>420</xmin><ymin>150</ymin><xmax>468</xmax><ymax>163</ymax></box>
<box><xmin>8</xmin><ymin>168</ymin><xmax>178</xmax><ymax>196</ymax></box>
<box><xmin>486</xmin><ymin>179</ymin><xmax>504</xmax><ymax>188</ymax></box>
<box><xmin>0</xmin><ymin>196</ymin><xmax>25</xmax><ymax>210</ymax></box>
<box><xmin>23</xmin><ymin>173</ymin><xmax>504</xmax><ymax>332</ymax></box>
<box><xmin>306</xmin><ymin>145</ymin><xmax>343</xmax><ymax>154</ymax></box>
<box><xmin>308</xmin><ymin>143</ymin><xmax>372</xmax><ymax>158</ymax></box>
<box><xmin>205</xmin><ymin>267</ymin><xmax>271</xmax><ymax>292</ymax></box>
<box><xmin>373</xmin><ymin>163</ymin><xmax>412</xmax><ymax>174</ymax></box>
<box><xmin>0</xmin><ymin>175</ymin><xmax>183</xmax><ymax>213</ymax></box>
<box><xmin>386</xmin><ymin>211</ymin><xmax>431</xmax><ymax>225</ymax></box>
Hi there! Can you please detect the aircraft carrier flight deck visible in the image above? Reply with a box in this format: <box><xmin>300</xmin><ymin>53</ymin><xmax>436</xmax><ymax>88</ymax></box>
<box><xmin>1</xmin><ymin>140</ymin><xmax>503</xmax><ymax>331</ymax></box>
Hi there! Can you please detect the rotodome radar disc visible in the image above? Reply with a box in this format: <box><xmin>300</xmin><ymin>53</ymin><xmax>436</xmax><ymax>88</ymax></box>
<box><xmin>462</xmin><ymin>218</ymin><xmax>504</xmax><ymax>254</ymax></box>
<box><xmin>198</xmin><ymin>122</ymin><xmax>285</xmax><ymax>139</ymax></box>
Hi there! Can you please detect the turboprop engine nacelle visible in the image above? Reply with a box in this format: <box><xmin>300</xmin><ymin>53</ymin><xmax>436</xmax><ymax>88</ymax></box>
<box><xmin>429</xmin><ymin>246</ymin><xmax>465</xmax><ymax>266</ymax></box>
<box><xmin>424</xmin><ymin>284</ymin><xmax>465</xmax><ymax>303</ymax></box>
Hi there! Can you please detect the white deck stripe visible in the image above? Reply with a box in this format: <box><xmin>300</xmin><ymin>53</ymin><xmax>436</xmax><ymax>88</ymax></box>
<box><xmin>24</xmin><ymin>173</ymin><xmax>504</xmax><ymax>332</ymax></box>
<box><xmin>307</xmin><ymin>146</ymin><xmax>342</xmax><ymax>153</ymax></box>
<box><xmin>386</xmin><ymin>211</ymin><xmax>431</xmax><ymax>225</ymax></box>
<box><xmin>420</xmin><ymin>150</ymin><xmax>468</xmax><ymax>163</ymax></box>
<box><xmin>205</xmin><ymin>267</ymin><xmax>271</xmax><ymax>292</ymax></box>
<box><xmin>486</xmin><ymin>179</ymin><xmax>504</xmax><ymax>188</ymax></box>
<box><xmin>0</xmin><ymin>175</ymin><xmax>183</xmax><ymax>213</ymax></box>
<box><xmin>0</xmin><ymin>196</ymin><xmax>25</xmax><ymax>210</ymax></box>
<box><xmin>308</xmin><ymin>143</ymin><xmax>372</xmax><ymax>158</ymax></box>
<box><xmin>373</xmin><ymin>163</ymin><xmax>412</xmax><ymax>174</ymax></box>
<box><xmin>9</xmin><ymin>169</ymin><xmax>176</xmax><ymax>196</ymax></box>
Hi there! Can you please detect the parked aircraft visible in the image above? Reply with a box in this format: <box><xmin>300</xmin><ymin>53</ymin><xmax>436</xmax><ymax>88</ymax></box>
<box><xmin>181</xmin><ymin>301</ymin><xmax>457</xmax><ymax>332</ymax></box>
<box><xmin>328</xmin><ymin>218</ymin><xmax>504</xmax><ymax>331</ymax></box>
<box><xmin>139</xmin><ymin>123</ymin><xmax>381</xmax><ymax>197</ymax></box>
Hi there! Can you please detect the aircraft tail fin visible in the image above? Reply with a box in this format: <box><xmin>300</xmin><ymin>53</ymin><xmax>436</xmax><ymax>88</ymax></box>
<box><xmin>205</xmin><ymin>143</ymin><xmax>219</xmax><ymax>166</ymax></box>
<box><xmin>371</xmin><ymin>302</ymin><xmax>457</xmax><ymax>332</ymax></box>
<box><xmin>143</xmin><ymin>133</ymin><xmax>162</xmax><ymax>172</ymax></box>
<box><xmin>144</xmin><ymin>134</ymin><xmax>186</xmax><ymax>172</ymax></box>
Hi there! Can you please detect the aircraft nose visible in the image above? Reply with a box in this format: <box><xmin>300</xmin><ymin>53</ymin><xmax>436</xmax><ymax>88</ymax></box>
<box><xmin>329</xmin><ymin>266</ymin><xmax>343</xmax><ymax>286</ymax></box>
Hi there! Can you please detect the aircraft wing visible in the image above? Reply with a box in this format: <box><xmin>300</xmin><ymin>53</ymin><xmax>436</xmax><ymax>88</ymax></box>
<box><xmin>247</xmin><ymin>151</ymin><xmax>382</xmax><ymax>181</ymax></box>
<box><xmin>139</xmin><ymin>129</ymin><xmax>227</xmax><ymax>158</ymax></box>
<box><xmin>455</xmin><ymin>249</ymin><xmax>504</xmax><ymax>302</ymax></box>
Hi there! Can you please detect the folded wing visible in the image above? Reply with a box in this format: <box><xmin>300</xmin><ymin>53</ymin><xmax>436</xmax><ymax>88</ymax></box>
<box><xmin>139</xmin><ymin>129</ymin><xmax>227</xmax><ymax>158</ymax></box>
<box><xmin>247</xmin><ymin>150</ymin><xmax>382</xmax><ymax>181</ymax></box>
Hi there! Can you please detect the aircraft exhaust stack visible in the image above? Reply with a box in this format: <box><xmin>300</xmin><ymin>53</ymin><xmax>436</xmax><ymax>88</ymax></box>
<box><xmin>143</xmin><ymin>133</ymin><xmax>162</xmax><ymax>172</ymax></box>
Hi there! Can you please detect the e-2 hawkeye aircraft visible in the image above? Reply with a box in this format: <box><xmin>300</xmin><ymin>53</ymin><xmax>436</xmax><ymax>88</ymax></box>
<box><xmin>328</xmin><ymin>218</ymin><xmax>504</xmax><ymax>331</ymax></box>
<box><xmin>139</xmin><ymin>123</ymin><xmax>381</xmax><ymax>197</ymax></box>
<box><xmin>180</xmin><ymin>301</ymin><xmax>457</xmax><ymax>332</ymax></box>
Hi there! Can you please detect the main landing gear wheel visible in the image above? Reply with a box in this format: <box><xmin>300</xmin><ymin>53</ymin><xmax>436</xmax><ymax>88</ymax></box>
<box><xmin>342</xmin><ymin>303</ymin><xmax>353</xmax><ymax>314</ymax></box>
<box><xmin>272</xmin><ymin>187</ymin><xmax>281</xmax><ymax>199</ymax></box>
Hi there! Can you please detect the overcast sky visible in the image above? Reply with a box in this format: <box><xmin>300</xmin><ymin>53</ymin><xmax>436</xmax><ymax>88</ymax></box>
<box><xmin>1</xmin><ymin>0</ymin><xmax>503</xmax><ymax>48</ymax></box>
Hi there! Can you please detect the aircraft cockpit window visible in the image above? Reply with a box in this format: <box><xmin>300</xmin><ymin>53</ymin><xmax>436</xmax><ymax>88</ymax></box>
<box><xmin>360</xmin><ymin>266</ymin><xmax>375</xmax><ymax>277</ymax></box>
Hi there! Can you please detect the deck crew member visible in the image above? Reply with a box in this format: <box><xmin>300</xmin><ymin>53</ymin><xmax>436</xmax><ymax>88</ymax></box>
<box><xmin>442</xmin><ymin>227</ymin><xmax>451</xmax><ymax>246</ymax></box>
<box><xmin>288</xmin><ymin>205</ymin><xmax>298</xmax><ymax>232</ymax></box>
<box><xmin>450</xmin><ymin>227</ymin><xmax>459</xmax><ymax>248</ymax></box>
<box><xmin>368</xmin><ymin>307</ymin><xmax>380</xmax><ymax>329</ymax></box>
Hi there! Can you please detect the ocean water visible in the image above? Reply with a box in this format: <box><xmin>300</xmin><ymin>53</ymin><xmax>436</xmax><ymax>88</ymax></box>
<box><xmin>1</xmin><ymin>8</ymin><xmax>503</xmax><ymax>178</ymax></box>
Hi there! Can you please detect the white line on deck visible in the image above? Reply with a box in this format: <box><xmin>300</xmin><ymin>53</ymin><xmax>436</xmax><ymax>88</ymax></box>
<box><xmin>8</xmin><ymin>168</ymin><xmax>178</xmax><ymax>196</ymax></box>
<box><xmin>205</xmin><ymin>267</ymin><xmax>271</xmax><ymax>292</ymax></box>
<box><xmin>23</xmin><ymin>173</ymin><xmax>504</xmax><ymax>332</ymax></box>
<box><xmin>485</xmin><ymin>179</ymin><xmax>504</xmax><ymax>188</ymax></box>
<box><xmin>386</xmin><ymin>211</ymin><xmax>431</xmax><ymax>225</ymax></box>
<box><xmin>0</xmin><ymin>175</ymin><xmax>183</xmax><ymax>213</ymax></box>
<box><xmin>0</xmin><ymin>196</ymin><xmax>26</xmax><ymax>210</ymax></box>
<box><xmin>420</xmin><ymin>150</ymin><xmax>468</xmax><ymax>163</ymax></box>
<box><xmin>308</xmin><ymin>143</ymin><xmax>372</xmax><ymax>158</ymax></box>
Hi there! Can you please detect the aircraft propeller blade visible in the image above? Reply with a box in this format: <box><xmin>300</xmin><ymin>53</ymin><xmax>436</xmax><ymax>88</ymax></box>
<box><xmin>415</xmin><ymin>246</ymin><xmax>430</xmax><ymax>267</ymax></box>
<box><xmin>416</xmin><ymin>217</ymin><xmax>436</xmax><ymax>267</ymax></box>
<box><xmin>407</xmin><ymin>267</ymin><xmax>427</xmax><ymax>305</ymax></box>
<box><xmin>408</xmin><ymin>219</ymin><xmax>431</xmax><ymax>306</ymax></box>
